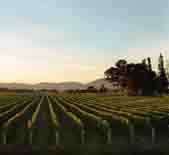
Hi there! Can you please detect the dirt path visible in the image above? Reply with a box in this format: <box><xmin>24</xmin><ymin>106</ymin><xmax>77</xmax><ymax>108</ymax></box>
<box><xmin>32</xmin><ymin>96</ymin><xmax>54</xmax><ymax>146</ymax></box>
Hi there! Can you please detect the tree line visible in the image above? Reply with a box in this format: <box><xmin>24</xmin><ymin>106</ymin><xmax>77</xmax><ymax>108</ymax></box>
<box><xmin>104</xmin><ymin>53</ymin><xmax>169</xmax><ymax>96</ymax></box>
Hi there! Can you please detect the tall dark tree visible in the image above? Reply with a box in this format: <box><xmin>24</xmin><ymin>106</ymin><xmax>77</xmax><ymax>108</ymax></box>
<box><xmin>166</xmin><ymin>60</ymin><xmax>169</xmax><ymax>79</ymax></box>
<box><xmin>142</xmin><ymin>59</ymin><xmax>147</xmax><ymax>67</ymax></box>
<box><xmin>157</xmin><ymin>53</ymin><xmax>168</xmax><ymax>94</ymax></box>
<box><xmin>158</xmin><ymin>53</ymin><xmax>165</xmax><ymax>73</ymax></box>
<box><xmin>147</xmin><ymin>57</ymin><xmax>152</xmax><ymax>71</ymax></box>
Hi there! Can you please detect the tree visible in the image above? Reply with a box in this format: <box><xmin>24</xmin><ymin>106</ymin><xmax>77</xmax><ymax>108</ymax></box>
<box><xmin>115</xmin><ymin>59</ymin><xmax>127</xmax><ymax>73</ymax></box>
<box><xmin>158</xmin><ymin>53</ymin><xmax>165</xmax><ymax>74</ymax></box>
<box><xmin>125</xmin><ymin>63</ymin><xmax>157</xmax><ymax>95</ymax></box>
<box><xmin>104</xmin><ymin>67</ymin><xmax>120</xmax><ymax>81</ymax></box>
<box><xmin>104</xmin><ymin>56</ymin><xmax>165</xmax><ymax>96</ymax></box>
<box><xmin>142</xmin><ymin>58</ymin><xmax>147</xmax><ymax>67</ymax></box>
<box><xmin>166</xmin><ymin>60</ymin><xmax>169</xmax><ymax>79</ymax></box>
<box><xmin>157</xmin><ymin>53</ymin><xmax>168</xmax><ymax>94</ymax></box>
<box><xmin>147</xmin><ymin>57</ymin><xmax>152</xmax><ymax>71</ymax></box>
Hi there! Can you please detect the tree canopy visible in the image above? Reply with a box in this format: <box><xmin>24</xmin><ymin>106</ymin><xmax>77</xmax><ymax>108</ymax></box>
<box><xmin>104</xmin><ymin>54</ymin><xmax>169</xmax><ymax>96</ymax></box>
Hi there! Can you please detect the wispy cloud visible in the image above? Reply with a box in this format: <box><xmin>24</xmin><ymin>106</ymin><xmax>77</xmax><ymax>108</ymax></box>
<box><xmin>0</xmin><ymin>13</ymin><xmax>168</xmax><ymax>82</ymax></box>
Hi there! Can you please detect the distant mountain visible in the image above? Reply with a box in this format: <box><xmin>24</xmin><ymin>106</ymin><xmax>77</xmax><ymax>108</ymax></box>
<box><xmin>0</xmin><ymin>82</ymin><xmax>86</xmax><ymax>91</ymax></box>
<box><xmin>87</xmin><ymin>78</ymin><xmax>114</xmax><ymax>90</ymax></box>
<box><xmin>0</xmin><ymin>83</ymin><xmax>33</xmax><ymax>90</ymax></box>
<box><xmin>34</xmin><ymin>82</ymin><xmax>86</xmax><ymax>91</ymax></box>
<box><xmin>0</xmin><ymin>79</ymin><xmax>114</xmax><ymax>91</ymax></box>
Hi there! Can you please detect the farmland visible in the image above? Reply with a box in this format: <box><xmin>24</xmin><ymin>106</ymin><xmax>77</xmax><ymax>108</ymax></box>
<box><xmin>0</xmin><ymin>92</ymin><xmax>169</xmax><ymax>152</ymax></box>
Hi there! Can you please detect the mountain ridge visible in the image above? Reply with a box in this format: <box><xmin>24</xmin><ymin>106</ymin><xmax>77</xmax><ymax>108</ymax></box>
<box><xmin>0</xmin><ymin>79</ymin><xmax>114</xmax><ymax>91</ymax></box>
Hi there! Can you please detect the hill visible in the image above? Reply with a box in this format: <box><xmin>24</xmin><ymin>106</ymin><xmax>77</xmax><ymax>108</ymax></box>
<box><xmin>87</xmin><ymin>78</ymin><xmax>115</xmax><ymax>90</ymax></box>
<box><xmin>34</xmin><ymin>82</ymin><xmax>86</xmax><ymax>91</ymax></box>
<box><xmin>0</xmin><ymin>82</ymin><xmax>86</xmax><ymax>91</ymax></box>
<box><xmin>0</xmin><ymin>79</ymin><xmax>114</xmax><ymax>91</ymax></box>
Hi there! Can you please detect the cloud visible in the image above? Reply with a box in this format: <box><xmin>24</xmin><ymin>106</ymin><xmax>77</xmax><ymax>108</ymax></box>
<box><xmin>0</xmin><ymin>43</ymin><xmax>168</xmax><ymax>83</ymax></box>
<box><xmin>0</xmin><ymin>32</ymin><xmax>31</xmax><ymax>48</ymax></box>
<box><xmin>0</xmin><ymin>16</ymin><xmax>74</xmax><ymax>49</ymax></box>
<box><xmin>0</xmin><ymin>17</ymin><xmax>168</xmax><ymax>83</ymax></box>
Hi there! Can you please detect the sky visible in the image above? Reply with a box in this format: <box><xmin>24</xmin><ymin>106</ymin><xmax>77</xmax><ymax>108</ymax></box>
<box><xmin>0</xmin><ymin>0</ymin><xmax>169</xmax><ymax>83</ymax></box>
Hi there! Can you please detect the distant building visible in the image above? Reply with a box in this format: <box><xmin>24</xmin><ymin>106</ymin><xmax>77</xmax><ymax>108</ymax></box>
<box><xmin>87</xmin><ymin>86</ymin><xmax>98</xmax><ymax>92</ymax></box>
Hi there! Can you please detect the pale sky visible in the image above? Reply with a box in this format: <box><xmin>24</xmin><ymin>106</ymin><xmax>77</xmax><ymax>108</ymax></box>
<box><xmin>0</xmin><ymin>0</ymin><xmax>169</xmax><ymax>83</ymax></box>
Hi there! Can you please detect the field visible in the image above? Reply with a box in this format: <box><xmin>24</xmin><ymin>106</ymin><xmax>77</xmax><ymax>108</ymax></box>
<box><xmin>0</xmin><ymin>92</ymin><xmax>169</xmax><ymax>154</ymax></box>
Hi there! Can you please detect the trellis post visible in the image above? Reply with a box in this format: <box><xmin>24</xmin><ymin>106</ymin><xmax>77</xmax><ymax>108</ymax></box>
<box><xmin>2</xmin><ymin>130</ymin><xmax>7</xmax><ymax>144</ymax></box>
<box><xmin>129</xmin><ymin>123</ymin><xmax>135</xmax><ymax>145</ymax></box>
<box><xmin>28</xmin><ymin>129</ymin><xmax>33</xmax><ymax>145</ymax></box>
<box><xmin>106</xmin><ymin>128</ymin><xmax>112</xmax><ymax>144</ymax></box>
<box><xmin>151</xmin><ymin>127</ymin><xmax>156</xmax><ymax>145</ymax></box>
<box><xmin>55</xmin><ymin>129</ymin><xmax>60</xmax><ymax>145</ymax></box>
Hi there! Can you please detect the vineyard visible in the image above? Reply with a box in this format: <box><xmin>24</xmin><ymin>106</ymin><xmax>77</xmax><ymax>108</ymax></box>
<box><xmin>0</xmin><ymin>92</ymin><xmax>168</xmax><ymax>149</ymax></box>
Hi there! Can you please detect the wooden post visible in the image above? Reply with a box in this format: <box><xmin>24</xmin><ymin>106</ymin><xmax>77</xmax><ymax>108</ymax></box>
<box><xmin>27</xmin><ymin>120</ymin><xmax>33</xmax><ymax>145</ymax></box>
<box><xmin>2</xmin><ymin>130</ymin><xmax>7</xmax><ymax>144</ymax></box>
<box><xmin>106</xmin><ymin>128</ymin><xmax>112</xmax><ymax>144</ymax></box>
<box><xmin>80</xmin><ymin>129</ymin><xmax>85</xmax><ymax>144</ymax></box>
<box><xmin>151</xmin><ymin>127</ymin><xmax>156</xmax><ymax>145</ymax></box>
<box><xmin>29</xmin><ymin>130</ymin><xmax>33</xmax><ymax>145</ymax></box>
<box><xmin>129</xmin><ymin>123</ymin><xmax>135</xmax><ymax>145</ymax></box>
<box><xmin>55</xmin><ymin>130</ymin><xmax>59</xmax><ymax>145</ymax></box>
